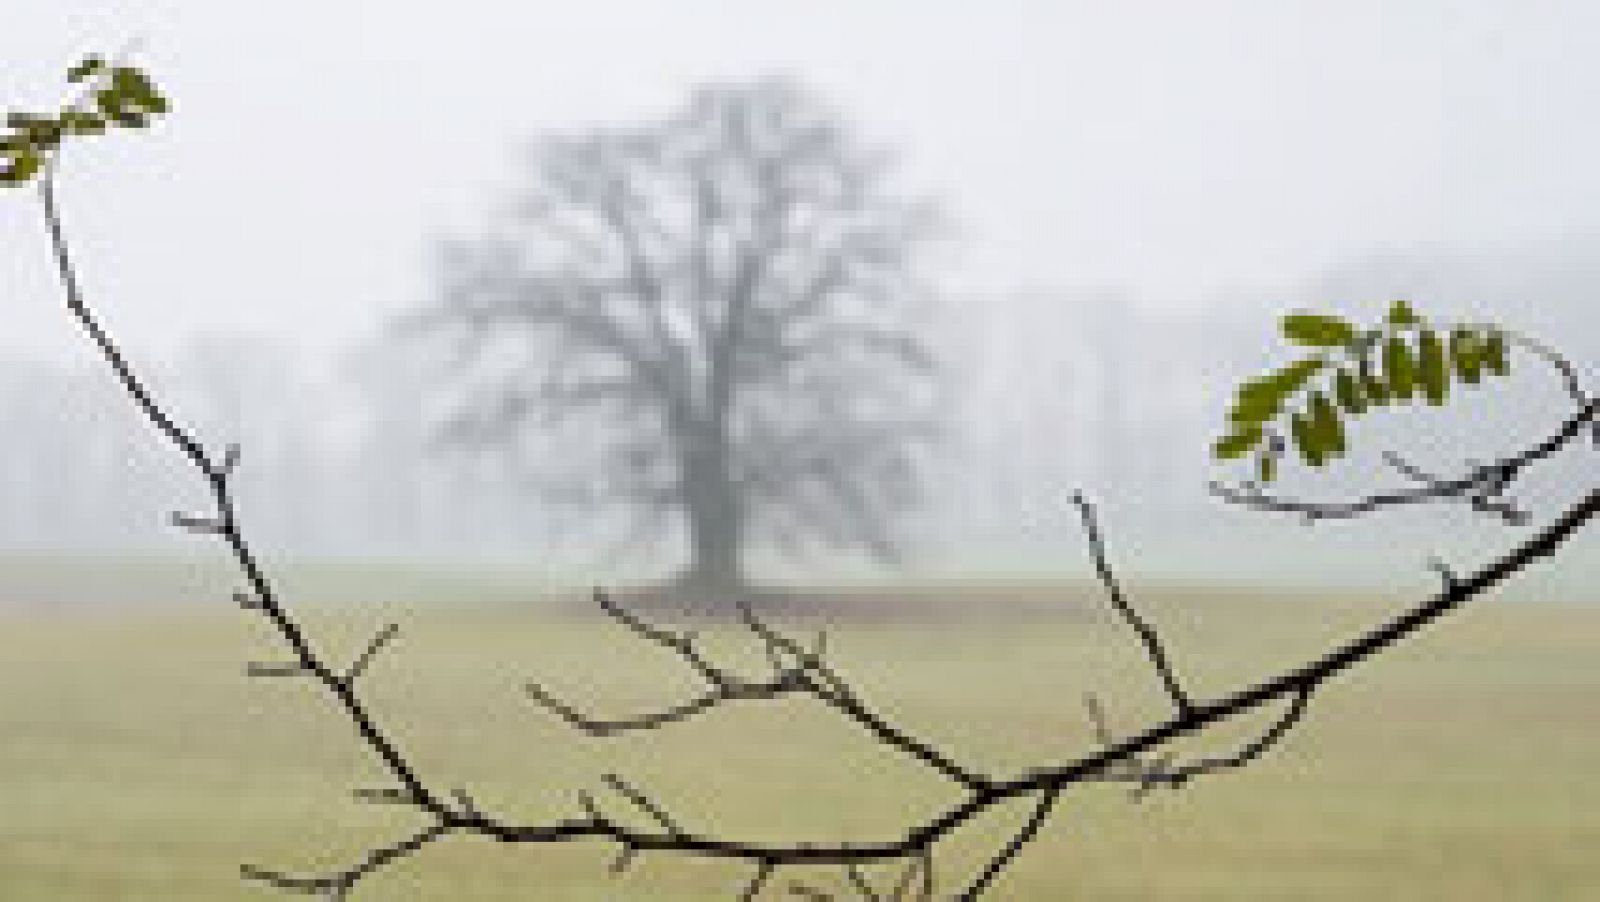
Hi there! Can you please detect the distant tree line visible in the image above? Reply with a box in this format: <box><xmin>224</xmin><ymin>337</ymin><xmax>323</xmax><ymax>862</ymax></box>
<box><xmin>0</xmin><ymin>299</ymin><xmax>1255</xmax><ymax>574</ymax></box>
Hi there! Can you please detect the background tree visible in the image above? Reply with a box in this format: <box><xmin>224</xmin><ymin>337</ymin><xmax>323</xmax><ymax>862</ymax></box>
<box><xmin>405</xmin><ymin>78</ymin><xmax>943</xmax><ymax>595</ymax></box>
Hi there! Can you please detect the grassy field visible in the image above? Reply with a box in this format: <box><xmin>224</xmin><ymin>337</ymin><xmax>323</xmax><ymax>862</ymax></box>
<box><xmin>2</xmin><ymin>575</ymin><xmax>1597</xmax><ymax>900</ymax></box>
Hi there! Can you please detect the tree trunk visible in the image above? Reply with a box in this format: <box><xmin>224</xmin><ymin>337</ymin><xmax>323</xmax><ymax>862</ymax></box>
<box><xmin>678</xmin><ymin>433</ymin><xmax>746</xmax><ymax>596</ymax></box>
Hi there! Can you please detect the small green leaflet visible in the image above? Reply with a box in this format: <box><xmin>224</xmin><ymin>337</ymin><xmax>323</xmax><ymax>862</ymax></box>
<box><xmin>65</xmin><ymin>56</ymin><xmax>105</xmax><ymax>84</ymax></box>
<box><xmin>1417</xmin><ymin>329</ymin><xmax>1448</xmax><ymax>405</ymax></box>
<box><xmin>1484</xmin><ymin>330</ymin><xmax>1508</xmax><ymax>375</ymax></box>
<box><xmin>1257</xmin><ymin>450</ymin><xmax>1277</xmax><ymax>483</ymax></box>
<box><xmin>1333</xmin><ymin>367</ymin><xmax>1365</xmax><ymax>414</ymax></box>
<box><xmin>1384</xmin><ymin>335</ymin><xmax>1416</xmax><ymax>399</ymax></box>
<box><xmin>1213</xmin><ymin>423</ymin><xmax>1264</xmax><ymax>460</ymax></box>
<box><xmin>1289</xmin><ymin>411</ymin><xmax>1318</xmax><ymax>465</ymax></box>
<box><xmin>1228</xmin><ymin>358</ymin><xmax>1326</xmax><ymax>425</ymax></box>
<box><xmin>1450</xmin><ymin>327</ymin><xmax>1483</xmax><ymax>384</ymax></box>
<box><xmin>1306</xmin><ymin>390</ymin><xmax>1345</xmax><ymax>460</ymax></box>
<box><xmin>0</xmin><ymin>147</ymin><xmax>42</xmax><ymax>184</ymax></box>
<box><xmin>1358</xmin><ymin>353</ymin><xmax>1391</xmax><ymax>404</ymax></box>
<box><xmin>1218</xmin><ymin>357</ymin><xmax>1326</xmax><ymax>460</ymax></box>
<box><xmin>1281</xmin><ymin>313</ymin><xmax>1357</xmax><ymax>348</ymax></box>
<box><xmin>1386</xmin><ymin>299</ymin><xmax>1419</xmax><ymax>326</ymax></box>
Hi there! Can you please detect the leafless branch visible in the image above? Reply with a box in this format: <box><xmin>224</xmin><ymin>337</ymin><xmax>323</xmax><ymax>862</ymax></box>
<box><xmin>343</xmin><ymin>622</ymin><xmax>401</xmax><ymax>684</ymax></box>
<box><xmin>240</xmin><ymin>822</ymin><xmax>455</xmax><ymax>898</ymax></box>
<box><xmin>739</xmin><ymin>861</ymin><xmax>777</xmax><ymax>901</ymax></box>
<box><xmin>1379</xmin><ymin>449</ymin><xmax>1528</xmax><ymax>523</ymax></box>
<box><xmin>1210</xmin><ymin>394</ymin><xmax>1597</xmax><ymax>520</ymax></box>
<box><xmin>958</xmin><ymin>787</ymin><xmax>1061</xmax><ymax>900</ymax></box>
<box><xmin>1069</xmin><ymin>492</ymin><xmax>1193</xmax><ymax>714</ymax></box>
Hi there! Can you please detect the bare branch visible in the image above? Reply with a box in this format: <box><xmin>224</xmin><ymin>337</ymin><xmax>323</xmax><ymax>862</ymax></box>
<box><xmin>737</xmin><ymin>601</ymin><xmax>991</xmax><ymax>791</ymax></box>
<box><xmin>593</xmin><ymin>588</ymin><xmax>732</xmax><ymax>688</ymax></box>
<box><xmin>527</xmin><ymin>671</ymin><xmax>804</xmax><ymax>736</ymax></box>
<box><xmin>1210</xmin><ymin>395</ymin><xmax>1598</xmax><ymax>520</ymax></box>
<box><xmin>887</xmin><ymin>852</ymin><xmax>933</xmax><ymax>902</ymax></box>
<box><xmin>240</xmin><ymin>822</ymin><xmax>454</xmax><ymax>897</ymax></box>
<box><xmin>39</xmin><ymin>170</ymin><xmax>458</xmax><ymax>892</ymax></box>
<box><xmin>1159</xmin><ymin>683</ymin><xmax>1314</xmax><ymax>786</ymax></box>
<box><xmin>351</xmin><ymin>786</ymin><xmax>416</xmax><ymax>807</ymax></box>
<box><xmin>245</xmin><ymin>661</ymin><xmax>312</xmax><ymax>679</ymax></box>
<box><xmin>738</xmin><ymin>862</ymin><xmax>776</xmax><ymax>901</ymax></box>
<box><xmin>1069</xmin><ymin>492</ymin><xmax>1193</xmax><ymax>714</ymax></box>
<box><xmin>844</xmin><ymin>863</ymin><xmax>881</xmax><ymax>900</ymax></box>
<box><xmin>603</xmin><ymin>773</ymin><xmax>688</xmax><ymax>840</ymax></box>
<box><xmin>343</xmin><ymin>623</ymin><xmax>401</xmax><ymax>684</ymax></box>
<box><xmin>1427</xmin><ymin>555</ymin><xmax>1460</xmax><ymax>592</ymax></box>
<box><xmin>1381</xmin><ymin>450</ymin><xmax>1527</xmax><ymax>524</ymax></box>
<box><xmin>958</xmin><ymin>787</ymin><xmax>1062</xmax><ymax>900</ymax></box>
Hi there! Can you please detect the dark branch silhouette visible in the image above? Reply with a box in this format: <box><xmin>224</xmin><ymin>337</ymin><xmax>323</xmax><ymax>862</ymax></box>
<box><xmin>24</xmin><ymin>105</ymin><xmax>1600</xmax><ymax>901</ymax></box>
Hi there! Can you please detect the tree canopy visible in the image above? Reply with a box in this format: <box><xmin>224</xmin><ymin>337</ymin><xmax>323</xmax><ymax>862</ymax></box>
<box><xmin>408</xmin><ymin>78</ymin><xmax>944</xmax><ymax>592</ymax></box>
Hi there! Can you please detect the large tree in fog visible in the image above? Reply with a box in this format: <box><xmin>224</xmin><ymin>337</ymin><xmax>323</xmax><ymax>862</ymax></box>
<box><xmin>408</xmin><ymin>79</ymin><xmax>942</xmax><ymax>591</ymax></box>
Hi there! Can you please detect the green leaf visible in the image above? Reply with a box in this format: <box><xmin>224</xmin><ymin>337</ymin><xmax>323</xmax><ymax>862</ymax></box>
<box><xmin>109</xmin><ymin>67</ymin><xmax>168</xmax><ymax>118</ymax></box>
<box><xmin>0</xmin><ymin>146</ymin><xmax>42</xmax><ymax>185</ymax></box>
<box><xmin>1386</xmin><ymin>299</ymin><xmax>1419</xmax><ymax>327</ymax></box>
<box><xmin>1450</xmin><ymin>327</ymin><xmax>1483</xmax><ymax>384</ymax></box>
<box><xmin>1289</xmin><ymin>411</ymin><xmax>1321</xmax><ymax>466</ymax></box>
<box><xmin>1228</xmin><ymin>386</ymin><xmax>1281</xmax><ymax>427</ymax></box>
<box><xmin>1304</xmin><ymin>391</ymin><xmax>1345</xmax><ymax>464</ymax></box>
<box><xmin>1228</xmin><ymin>358</ymin><xmax>1325</xmax><ymax>425</ymax></box>
<box><xmin>1213</xmin><ymin>424</ymin><xmax>1264</xmax><ymax>461</ymax></box>
<box><xmin>1417</xmin><ymin>328</ymin><xmax>1449</xmax><ymax>405</ymax></box>
<box><xmin>1384</xmin><ymin>335</ymin><xmax>1417</xmax><ymax>399</ymax></box>
<box><xmin>110</xmin><ymin>66</ymin><xmax>149</xmax><ymax>97</ymax></box>
<box><xmin>1256</xmin><ymin>449</ymin><xmax>1277</xmax><ymax>484</ymax></box>
<box><xmin>1483</xmin><ymin>330</ymin><xmax>1509</xmax><ymax>376</ymax></box>
<box><xmin>1281</xmin><ymin>313</ymin><xmax>1357</xmax><ymax>348</ymax></box>
<box><xmin>1333</xmin><ymin>367</ymin><xmax>1365</xmax><ymax>414</ymax></box>
<box><xmin>1276</xmin><ymin>356</ymin><xmax>1328</xmax><ymax>389</ymax></box>
<box><xmin>95</xmin><ymin>88</ymin><xmax>125</xmax><ymax>119</ymax></box>
<box><xmin>66</xmin><ymin>55</ymin><xmax>105</xmax><ymax>83</ymax></box>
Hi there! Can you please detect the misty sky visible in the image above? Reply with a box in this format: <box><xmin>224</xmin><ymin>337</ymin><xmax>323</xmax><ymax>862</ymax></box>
<box><xmin>3</xmin><ymin>1</ymin><xmax>1598</xmax><ymax>366</ymax></box>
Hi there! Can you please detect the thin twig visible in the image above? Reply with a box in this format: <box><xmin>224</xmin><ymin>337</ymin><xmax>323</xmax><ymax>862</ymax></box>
<box><xmin>1070</xmin><ymin>492</ymin><xmax>1193</xmax><ymax>714</ymax></box>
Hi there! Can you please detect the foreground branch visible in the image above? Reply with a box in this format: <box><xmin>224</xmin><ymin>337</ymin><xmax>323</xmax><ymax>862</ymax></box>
<box><xmin>35</xmin><ymin>169</ymin><xmax>1599</xmax><ymax>899</ymax></box>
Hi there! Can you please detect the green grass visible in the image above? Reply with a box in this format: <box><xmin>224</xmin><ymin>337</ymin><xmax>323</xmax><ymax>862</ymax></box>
<box><xmin>2</xmin><ymin>579</ymin><xmax>1597</xmax><ymax>899</ymax></box>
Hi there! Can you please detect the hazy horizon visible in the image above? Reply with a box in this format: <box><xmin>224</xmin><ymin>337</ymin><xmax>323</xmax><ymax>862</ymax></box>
<box><xmin>2</xmin><ymin>2</ymin><xmax>1596</xmax><ymax>602</ymax></box>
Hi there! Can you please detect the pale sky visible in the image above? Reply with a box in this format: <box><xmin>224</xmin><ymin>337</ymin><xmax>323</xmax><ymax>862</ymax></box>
<box><xmin>2</xmin><ymin>1</ymin><xmax>1598</xmax><ymax>365</ymax></box>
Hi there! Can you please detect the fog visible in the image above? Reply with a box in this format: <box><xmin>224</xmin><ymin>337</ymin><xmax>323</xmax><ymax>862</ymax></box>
<box><xmin>2</xmin><ymin>2</ymin><xmax>1596</xmax><ymax>600</ymax></box>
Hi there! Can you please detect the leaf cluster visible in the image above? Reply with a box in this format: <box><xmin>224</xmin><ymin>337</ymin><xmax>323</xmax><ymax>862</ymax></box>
<box><xmin>1213</xmin><ymin>300</ymin><xmax>1510</xmax><ymax>482</ymax></box>
<box><xmin>1</xmin><ymin>56</ymin><xmax>169</xmax><ymax>186</ymax></box>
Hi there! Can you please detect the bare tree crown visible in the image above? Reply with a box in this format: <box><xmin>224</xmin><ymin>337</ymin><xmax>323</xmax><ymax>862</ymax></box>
<box><xmin>410</xmin><ymin>78</ymin><xmax>942</xmax><ymax>588</ymax></box>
